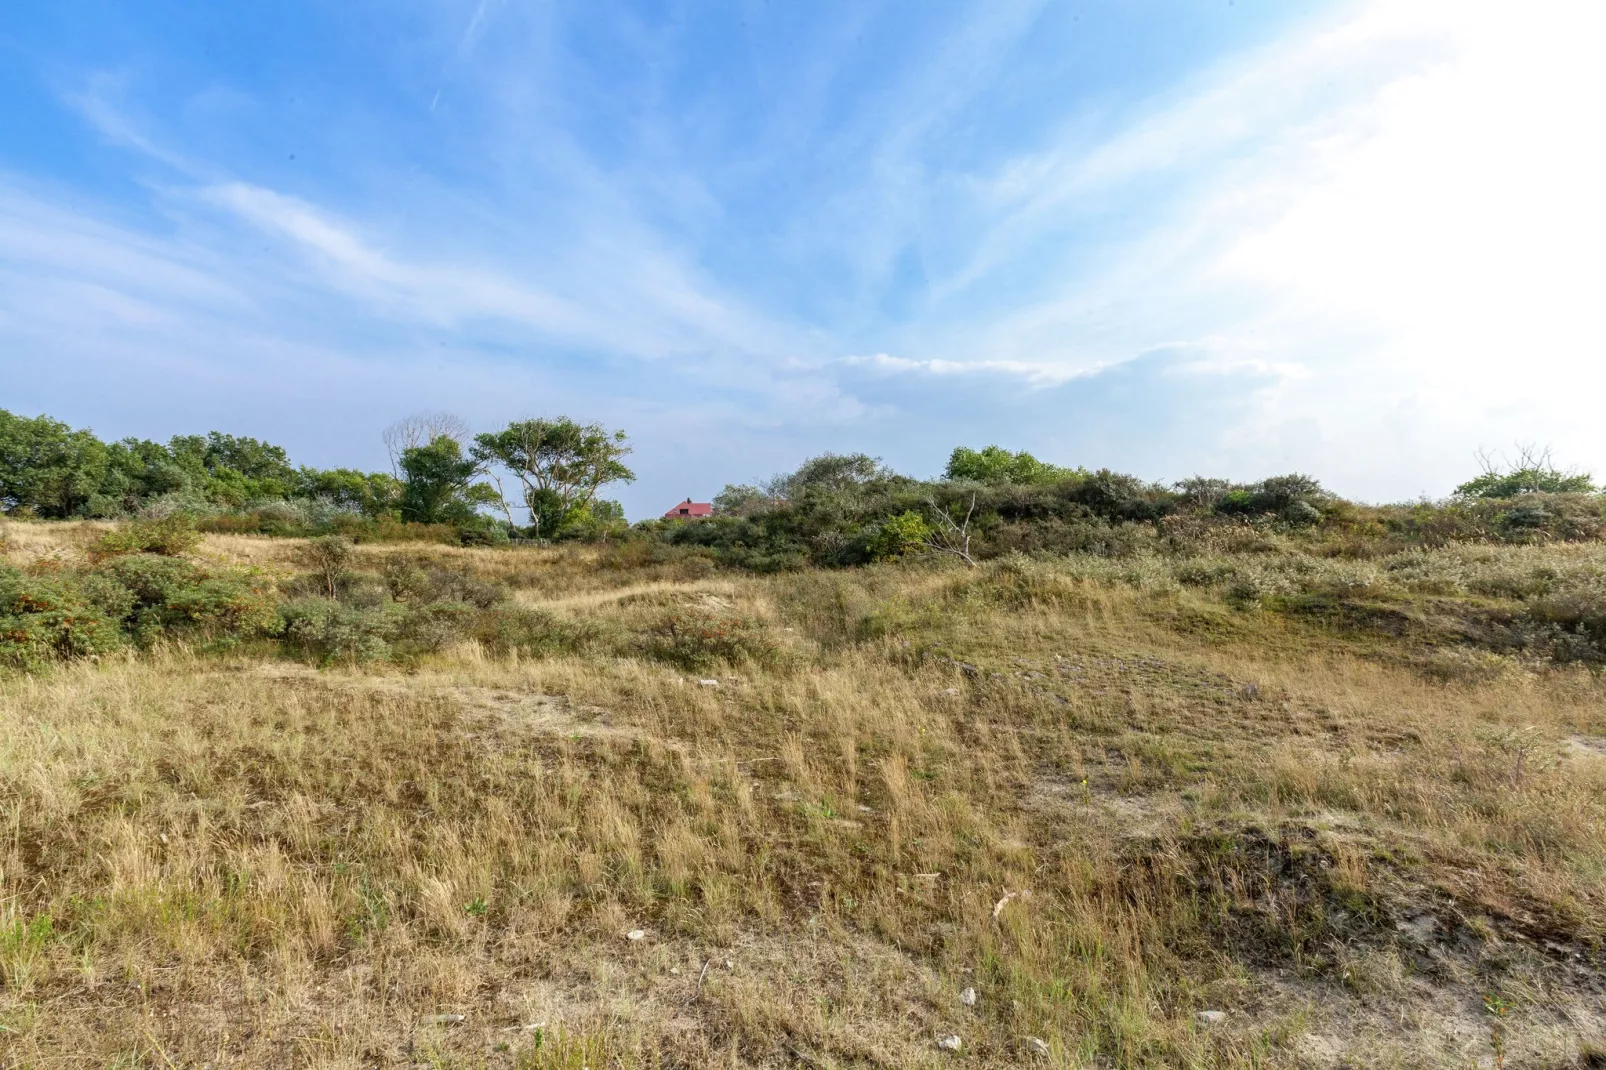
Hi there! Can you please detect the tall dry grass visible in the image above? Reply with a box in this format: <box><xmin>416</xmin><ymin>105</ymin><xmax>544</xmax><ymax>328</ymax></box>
<box><xmin>1</xmin><ymin>529</ymin><xmax>1603</xmax><ymax>1067</ymax></box>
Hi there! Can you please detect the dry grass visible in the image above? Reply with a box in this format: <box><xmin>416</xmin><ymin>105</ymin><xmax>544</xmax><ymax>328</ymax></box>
<box><xmin>2</xmin><ymin>527</ymin><xmax>1605</xmax><ymax>1067</ymax></box>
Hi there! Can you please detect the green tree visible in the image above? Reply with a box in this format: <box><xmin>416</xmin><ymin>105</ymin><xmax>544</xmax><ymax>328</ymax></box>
<box><xmin>944</xmin><ymin>445</ymin><xmax>1072</xmax><ymax>485</ymax></box>
<box><xmin>398</xmin><ymin>437</ymin><xmax>499</xmax><ymax>524</ymax></box>
<box><xmin>296</xmin><ymin>468</ymin><xmax>402</xmax><ymax>517</ymax></box>
<box><xmin>101</xmin><ymin>438</ymin><xmax>195</xmax><ymax>512</ymax></box>
<box><xmin>712</xmin><ymin>483</ymin><xmax>771</xmax><ymax>516</ymax></box>
<box><xmin>1455</xmin><ymin>447</ymin><xmax>1595</xmax><ymax>498</ymax></box>
<box><xmin>867</xmin><ymin>510</ymin><xmax>932</xmax><ymax>561</ymax></box>
<box><xmin>168</xmin><ymin>431</ymin><xmax>298</xmax><ymax>505</ymax></box>
<box><xmin>472</xmin><ymin>418</ymin><xmax>634</xmax><ymax>539</ymax></box>
<box><xmin>0</xmin><ymin>410</ymin><xmax>110</xmax><ymax>518</ymax></box>
<box><xmin>772</xmin><ymin>453</ymin><xmax>890</xmax><ymax>498</ymax></box>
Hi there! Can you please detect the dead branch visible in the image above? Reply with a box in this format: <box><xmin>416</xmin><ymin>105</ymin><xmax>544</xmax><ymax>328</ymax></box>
<box><xmin>923</xmin><ymin>493</ymin><xmax>978</xmax><ymax>568</ymax></box>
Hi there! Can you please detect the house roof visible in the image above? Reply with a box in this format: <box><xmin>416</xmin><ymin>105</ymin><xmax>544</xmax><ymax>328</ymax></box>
<box><xmin>663</xmin><ymin>499</ymin><xmax>714</xmax><ymax>518</ymax></box>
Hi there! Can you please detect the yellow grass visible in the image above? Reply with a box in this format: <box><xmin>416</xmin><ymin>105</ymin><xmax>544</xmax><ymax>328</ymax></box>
<box><xmin>1</xmin><ymin>527</ymin><xmax>1604</xmax><ymax>1067</ymax></box>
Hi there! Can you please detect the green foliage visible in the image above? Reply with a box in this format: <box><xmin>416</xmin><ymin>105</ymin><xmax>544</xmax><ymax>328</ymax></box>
<box><xmin>712</xmin><ymin>484</ymin><xmax>769</xmax><ymax>516</ymax></box>
<box><xmin>381</xmin><ymin>554</ymin><xmax>506</xmax><ymax>608</ymax></box>
<box><xmin>549</xmin><ymin>498</ymin><xmax>629</xmax><ymax>541</ymax></box>
<box><xmin>395</xmin><ymin>601</ymin><xmax>479</xmax><ymax>654</ymax></box>
<box><xmin>88</xmin><ymin>515</ymin><xmax>203</xmax><ymax>560</ymax></box>
<box><xmin>868</xmin><ymin>511</ymin><xmax>932</xmax><ymax>560</ymax></box>
<box><xmin>301</xmin><ymin>536</ymin><xmax>355</xmax><ymax>598</ymax></box>
<box><xmin>295</xmin><ymin>468</ymin><xmax>401</xmax><ymax>517</ymax></box>
<box><xmin>278</xmin><ymin>597</ymin><xmax>402</xmax><ymax>664</ymax></box>
<box><xmin>468</xmin><ymin>605</ymin><xmax>599</xmax><ymax>657</ymax></box>
<box><xmin>0</xmin><ymin>408</ymin><xmax>413</xmax><ymax>527</ymax></box>
<box><xmin>641</xmin><ymin>609</ymin><xmax>777</xmax><ymax>670</ymax></box>
<box><xmin>472</xmin><ymin>418</ymin><xmax>634</xmax><ymax>539</ymax></box>
<box><xmin>775</xmin><ymin>452</ymin><xmax>892</xmax><ymax>498</ymax></box>
<box><xmin>1457</xmin><ymin>463</ymin><xmax>1596</xmax><ymax>499</ymax></box>
<box><xmin>0</xmin><ymin>552</ymin><xmax>275</xmax><ymax>670</ymax></box>
<box><xmin>0</xmin><ymin>410</ymin><xmax>110</xmax><ymax>518</ymax></box>
<box><xmin>99</xmin><ymin>555</ymin><xmax>278</xmax><ymax>645</ymax></box>
<box><xmin>944</xmin><ymin>445</ymin><xmax>1074</xmax><ymax>485</ymax></box>
<box><xmin>1212</xmin><ymin>474</ymin><xmax>1329</xmax><ymax>524</ymax></box>
<box><xmin>101</xmin><ymin>437</ymin><xmax>193</xmax><ymax>513</ymax></box>
<box><xmin>0</xmin><ymin>566</ymin><xmax>125</xmax><ymax>669</ymax></box>
<box><xmin>398</xmin><ymin>437</ymin><xmax>499</xmax><ymax>525</ymax></box>
<box><xmin>167</xmin><ymin>431</ymin><xmax>298</xmax><ymax>505</ymax></box>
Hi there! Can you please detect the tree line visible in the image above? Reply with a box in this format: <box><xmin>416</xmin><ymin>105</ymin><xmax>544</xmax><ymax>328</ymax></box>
<box><xmin>1</xmin><ymin>407</ymin><xmax>1599</xmax><ymax>558</ymax></box>
<box><xmin>0</xmin><ymin>408</ymin><xmax>634</xmax><ymax>541</ymax></box>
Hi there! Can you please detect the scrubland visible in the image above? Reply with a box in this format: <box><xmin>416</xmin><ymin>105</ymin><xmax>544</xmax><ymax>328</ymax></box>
<box><xmin>3</xmin><ymin>523</ymin><xmax>1605</xmax><ymax>1068</ymax></box>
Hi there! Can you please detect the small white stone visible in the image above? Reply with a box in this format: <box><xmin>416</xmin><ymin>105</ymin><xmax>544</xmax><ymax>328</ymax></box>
<box><xmin>670</xmin><ymin>967</ymin><xmax>681</xmax><ymax>975</ymax></box>
<box><xmin>724</xmin><ymin>959</ymin><xmax>734</xmax><ymax>970</ymax></box>
<box><xmin>959</xmin><ymin>986</ymin><xmax>977</xmax><ymax>1006</ymax></box>
<box><xmin>1027</xmin><ymin>1037</ymin><xmax>1051</xmax><ymax>1056</ymax></box>
<box><xmin>626</xmin><ymin>929</ymin><xmax>647</xmax><ymax>941</ymax></box>
<box><xmin>1195</xmin><ymin>1010</ymin><xmax>1227</xmax><ymax>1025</ymax></box>
<box><xmin>422</xmin><ymin>1013</ymin><xmax>465</xmax><ymax>1025</ymax></box>
<box><xmin>937</xmin><ymin>1034</ymin><xmax>962</xmax><ymax>1052</ymax></box>
<box><xmin>698</xmin><ymin>678</ymin><xmax>720</xmax><ymax>687</ymax></box>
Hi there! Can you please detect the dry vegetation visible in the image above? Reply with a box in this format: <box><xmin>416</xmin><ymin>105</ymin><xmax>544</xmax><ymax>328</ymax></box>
<box><xmin>3</xmin><ymin>525</ymin><xmax>1606</xmax><ymax>1068</ymax></box>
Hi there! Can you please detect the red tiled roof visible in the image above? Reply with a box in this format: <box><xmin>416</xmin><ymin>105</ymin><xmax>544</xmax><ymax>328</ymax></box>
<box><xmin>663</xmin><ymin>499</ymin><xmax>714</xmax><ymax>518</ymax></box>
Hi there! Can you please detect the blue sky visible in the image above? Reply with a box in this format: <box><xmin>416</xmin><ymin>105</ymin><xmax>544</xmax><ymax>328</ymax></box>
<box><xmin>3</xmin><ymin>0</ymin><xmax>1603</xmax><ymax>517</ymax></box>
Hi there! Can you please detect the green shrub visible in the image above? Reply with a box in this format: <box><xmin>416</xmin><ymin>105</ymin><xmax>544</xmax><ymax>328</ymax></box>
<box><xmin>381</xmin><ymin>556</ymin><xmax>506</xmax><ymax>608</ymax></box>
<box><xmin>867</xmin><ymin>511</ymin><xmax>931</xmax><ymax>561</ymax></box>
<box><xmin>469</xmin><ymin>605</ymin><xmax>600</xmax><ymax>658</ymax></box>
<box><xmin>300</xmin><ymin>535</ymin><xmax>355</xmax><ymax>598</ymax></box>
<box><xmin>0</xmin><ymin>552</ymin><xmax>275</xmax><ymax>671</ymax></box>
<box><xmin>1282</xmin><ymin>500</ymin><xmax>1323</xmax><ymax>527</ymax></box>
<box><xmin>396</xmin><ymin>601</ymin><xmax>477</xmax><ymax>654</ymax></box>
<box><xmin>0</xmin><ymin>567</ymin><xmax>125</xmax><ymax>669</ymax></box>
<box><xmin>641</xmin><ymin>609</ymin><xmax>777</xmax><ymax>671</ymax></box>
<box><xmin>277</xmin><ymin>597</ymin><xmax>402</xmax><ymax>664</ymax></box>
<box><xmin>99</xmin><ymin>555</ymin><xmax>277</xmax><ymax>646</ymax></box>
<box><xmin>1525</xmin><ymin>589</ymin><xmax>1606</xmax><ymax>654</ymax></box>
<box><xmin>88</xmin><ymin>515</ymin><xmax>202</xmax><ymax>560</ymax></box>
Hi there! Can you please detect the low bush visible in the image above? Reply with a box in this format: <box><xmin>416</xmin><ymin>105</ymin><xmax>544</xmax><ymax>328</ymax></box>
<box><xmin>381</xmin><ymin>555</ymin><xmax>506</xmax><ymax>608</ymax></box>
<box><xmin>0</xmin><ymin>552</ymin><xmax>275</xmax><ymax>669</ymax></box>
<box><xmin>88</xmin><ymin>515</ymin><xmax>202</xmax><ymax>560</ymax></box>
<box><xmin>0</xmin><ymin>567</ymin><xmax>125</xmax><ymax>669</ymax></box>
<box><xmin>196</xmin><ymin>511</ymin><xmax>463</xmax><ymax>544</ymax></box>
<box><xmin>640</xmin><ymin>609</ymin><xmax>778</xmax><ymax>670</ymax></box>
<box><xmin>469</xmin><ymin>605</ymin><xmax>601</xmax><ymax>658</ymax></box>
<box><xmin>99</xmin><ymin>555</ymin><xmax>277</xmax><ymax>646</ymax></box>
<box><xmin>395</xmin><ymin>601</ymin><xmax>478</xmax><ymax>654</ymax></box>
<box><xmin>277</xmin><ymin>597</ymin><xmax>402</xmax><ymax>664</ymax></box>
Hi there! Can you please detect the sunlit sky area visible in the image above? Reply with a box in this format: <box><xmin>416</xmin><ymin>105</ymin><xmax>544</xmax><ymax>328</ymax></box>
<box><xmin>3</xmin><ymin>0</ymin><xmax>1602</xmax><ymax>516</ymax></box>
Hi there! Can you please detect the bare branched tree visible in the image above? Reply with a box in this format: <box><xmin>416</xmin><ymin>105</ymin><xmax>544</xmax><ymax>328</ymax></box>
<box><xmin>1475</xmin><ymin>442</ymin><xmax>1560</xmax><ymax>477</ymax></box>
<box><xmin>923</xmin><ymin>493</ymin><xmax>978</xmax><ymax>568</ymax></box>
<box><xmin>383</xmin><ymin>412</ymin><xmax>471</xmax><ymax>476</ymax></box>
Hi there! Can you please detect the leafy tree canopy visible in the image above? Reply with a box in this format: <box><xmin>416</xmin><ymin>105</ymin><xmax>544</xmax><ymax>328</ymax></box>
<box><xmin>0</xmin><ymin>410</ymin><xmax>110</xmax><ymax>518</ymax></box>
<box><xmin>773</xmin><ymin>453</ymin><xmax>893</xmax><ymax>499</ymax></box>
<box><xmin>399</xmin><ymin>437</ymin><xmax>498</xmax><ymax>525</ymax></box>
<box><xmin>944</xmin><ymin>445</ymin><xmax>1075</xmax><ymax>485</ymax></box>
<box><xmin>472</xmin><ymin>418</ymin><xmax>634</xmax><ymax>537</ymax></box>
<box><xmin>713</xmin><ymin>483</ymin><xmax>771</xmax><ymax>516</ymax></box>
<box><xmin>1455</xmin><ymin>448</ymin><xmax>1595</xmax><ymax>498</ymax></box>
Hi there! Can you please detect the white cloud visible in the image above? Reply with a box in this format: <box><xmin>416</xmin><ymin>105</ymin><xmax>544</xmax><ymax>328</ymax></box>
<box><xmin>13</xmin><ymin>0</ymin><xmax>1606</xmax><ymax>503</ymax></box>
<box><xmin>202</xmin><ymin>181</ymin><xmax>604</xmax><ymax>339</ymax></box>
<box><xmin>1206</xmin><ymin>0</ymin><xmax>1606</xmax><ymax>492</ymax></box>
<box><xmin>840</xmin><ymin>352</ymin><xmax>1078</xmax><ymax>385</ymax></box>
<box><xmin>883</xmin><ymin>0</ymin><xmax>1606</xmax><ymax>495</ymax></box>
